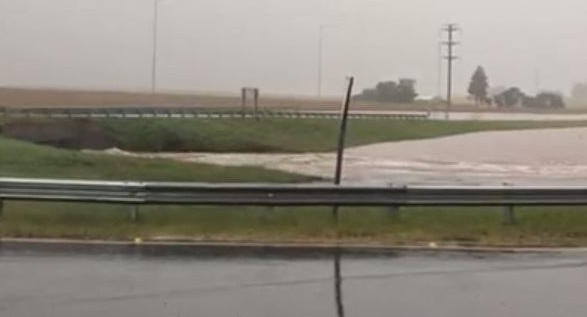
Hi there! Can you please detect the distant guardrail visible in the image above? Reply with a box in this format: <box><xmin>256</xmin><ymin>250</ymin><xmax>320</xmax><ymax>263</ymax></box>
<box><xmin>1</xmin><ymin>178</ymin><xmax>587</xmax><ymax>223</ymax></box>
<box><xmin>0</xmin><ymin>107</ymin><xmax>430</xmax><ymax>120</ymax></box>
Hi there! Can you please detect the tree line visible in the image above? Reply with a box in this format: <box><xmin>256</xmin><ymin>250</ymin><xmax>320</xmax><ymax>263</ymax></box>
<box><xmin>467</xmin><ymin>66</ymin><xmax>565</xmax><ymax>109</ymax></box>
<box><xmin>354</xmin><ymin>78</ymin><xmax>418</xmax><ymax>103</ymax></box>
<box><xmin>355</xmin><ymin>66</ymin><xmax>566</xmax><ymax>109</ymax></box>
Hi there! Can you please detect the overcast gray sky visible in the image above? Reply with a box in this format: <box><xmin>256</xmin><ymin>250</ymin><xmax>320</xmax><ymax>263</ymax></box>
<box><xmin>0</xmin><ymin>0</ymin><xmax>585</xmax><ymax>96</ymax></box>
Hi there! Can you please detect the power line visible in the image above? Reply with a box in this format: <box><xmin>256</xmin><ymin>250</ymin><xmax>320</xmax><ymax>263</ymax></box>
<box><xmin>441</xmin><ymin>23</ymin><xmax>459</xmax><ymax>120</ymax></box>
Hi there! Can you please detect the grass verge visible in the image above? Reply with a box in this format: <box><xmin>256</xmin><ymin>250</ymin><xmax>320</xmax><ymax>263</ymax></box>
<box><xmin>99</xmin><ymin>119</ymin><xmax>587</xmax><ymax>152</ymax></box>
<box><xmin>5</xmin><ymin>118</ymin><xmax>587</xmax><ymax>153</ymax></box>
<box><xmin>2</xmin><ymin>203</ymin><xmax>587</xmax><ymax>247</ymax></box>
<box><xmin>0</xmin><ymin>136</ymin><xmax>312</xmax><ymax>182</ymax></box>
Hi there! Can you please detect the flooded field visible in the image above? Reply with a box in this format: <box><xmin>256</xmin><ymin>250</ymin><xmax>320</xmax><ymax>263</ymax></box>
<box><xmin>99</xmin><ymin>127</ymin><xmax>587</xmax><ymax>185</ymax></box>
<box><xmin>429</xmin><ymin>111</ymin><xmax>587</xmax><ymax>121</ymax></box>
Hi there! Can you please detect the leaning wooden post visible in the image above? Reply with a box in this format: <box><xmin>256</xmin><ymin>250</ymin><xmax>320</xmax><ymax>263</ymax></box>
<box><xmin>332</xmin><ymin>76</ymin><xmax>355</xmax><ymax>221</ymax></box>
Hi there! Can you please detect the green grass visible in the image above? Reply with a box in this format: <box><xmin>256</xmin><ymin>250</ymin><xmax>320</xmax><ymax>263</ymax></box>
<box><xmin>3</xmin><ymin>203</ymin><xmax>587</xmax><ymax>247</ymax></box>
<box><xmin>4</xmin><ymin>118</ymin><xmax>587</xmax><ymax>246</ymax></box>
<box><xmin>0</xmin><ymin>136</ymin><xmax>312</xmax><ymax>182</ymax></box>
<box><xmin>97</xmin><ymin>119</ymin><xmax>587</xmax><ymax>153</ymax></box>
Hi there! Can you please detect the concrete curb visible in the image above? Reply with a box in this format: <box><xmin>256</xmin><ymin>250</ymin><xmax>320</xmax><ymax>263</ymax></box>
<box><xmin>2</xmin><ymin>237</ymin><xmax>587</xmax><ymax>256</ymax></box>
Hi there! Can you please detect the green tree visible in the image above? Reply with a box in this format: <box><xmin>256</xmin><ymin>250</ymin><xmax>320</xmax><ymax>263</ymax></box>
<box><xmin>571</xmin><ymin>83</ymin><xmax>587</xmax><ymax>103</ymax></box>
<box><xmin>355</xmin><ymin>78</ymin><xmax>418</xmax><ymax>103</ymax></box>
<box><xmin>524</xmin><ymin>92</ymin><xmax>566</xmax><ymax>109</ymax></box>
<box><xmin>494</xmin><ymin>87</ymin><xmax>525</xmax><ymax>108</ymax></box>
<box><xmin>396</xmin><ymin>79</ymin><xmax>418</xmax><ymax>103</ymax></box>
<box><xmin>468</xmin><ymin>66</ymin><xmax>489</xmax><ymax>105</ymax></box>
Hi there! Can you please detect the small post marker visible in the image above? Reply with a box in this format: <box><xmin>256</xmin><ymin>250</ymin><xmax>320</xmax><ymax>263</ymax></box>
<box><xmin>502</xmin><ymin>182</ymin><xmax>516</xmax><ymax>225</ymax></box>
<box><xmin>241</xmin><ymin>88</ymin><xmax>246</xmax><ymax>118</ymax></box>
<box><xmin>131</xmin><ymin>205</ymin><xmax>140</xmax><ymax>222</ymax></box>
<box><xmin>254</xmin><ymin>88</ymin><xmax>260</xmax><ymax>121</ymax></box>
<box><xmin>503</xmin><ymin>205</ymin><xmax>516</xmax><ymax>225</ymax></box>
<box><xmin>388</xmin><ymin>205</ymin><xmax>401</xmax><ymax>219</ymax></box>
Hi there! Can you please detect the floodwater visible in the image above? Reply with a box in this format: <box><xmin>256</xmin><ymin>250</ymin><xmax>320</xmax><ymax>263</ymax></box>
<box><xmin>1</xmin><ymin>244</ymin><xmax>587</xmax><ymax>317</ymax></box>
<box><xmin>429</xmin><ymin>111</ymin><xmax>587</xmax><ymax>121</ymax></box>
<box><xmin>99</xmin><ymin>127</ymin><xmax>587</xmax><ymax>186</ymax></box>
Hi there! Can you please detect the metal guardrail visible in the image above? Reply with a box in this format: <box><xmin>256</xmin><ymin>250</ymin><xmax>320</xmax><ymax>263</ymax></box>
<box><xmin>1</xmin><ymin>107</ymin><xmax>430</xmax><ymax>121</ymax></box>
<box><xmin>1</xmin><ymin>178</ymin><xmax>587</xmax><ymax>207</ymax></box>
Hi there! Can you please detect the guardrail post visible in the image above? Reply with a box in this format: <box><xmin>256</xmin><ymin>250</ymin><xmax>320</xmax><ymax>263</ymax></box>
<box><xmin>241</xmin><ymin>88</ymin><xmax>246</xmax><ymax>119</ymax></box>
<box><xmin>503</xmin><ymin>205</ymin><xmax>516</xmax><ymax>225</ymax></box>
<box><xmin>1</xmin><ymin>107</ymin><xmax>6</xmax><ymax>121</ymax></box>
<box><xmin>501</xmin><ymin>182</ymin><xmax>516</xmax><ymax>225</ymax></box>
<box><xmin>388</xmin><ymin>205</ymin><xmax>400</xmax><ymax>219</ymax></box>
<box><xmin>130</xmin><ymin>205</ymin><xmax>140</xmax><ymax>222</ymax></box>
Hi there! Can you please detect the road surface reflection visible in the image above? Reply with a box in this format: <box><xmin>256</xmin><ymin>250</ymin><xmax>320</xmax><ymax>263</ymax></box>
<box><xmin>1</xmin><ymin>242</ymin><xmax>587</xmax><ymax>317</ymax></box>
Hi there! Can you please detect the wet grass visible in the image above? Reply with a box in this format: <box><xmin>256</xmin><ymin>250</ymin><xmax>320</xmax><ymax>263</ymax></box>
<box><xmin>4</xmin><ymin>203</ymin><xmax>587</xmax><ymax>247</ymax></box>
<box><xmin>5</xmin><ymin>117</ymin><xmax>587</xmax><ymax>153</ymax></box>
<box><xmin>3</xmin><ymin>118</ymin><xmax>587</xmax><ymax>246</ymax></box>
<box><xmin>98</xmin><ymin>119</ymin><xmax>587</xmax><ymax>152</ymax></box>
<box><xmin>0</xmin><ymin>136</ymin><xmax>313</xmax><ymax>182</ymax></box>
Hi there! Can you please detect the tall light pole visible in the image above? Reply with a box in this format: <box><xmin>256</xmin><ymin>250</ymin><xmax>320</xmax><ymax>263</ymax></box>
<box><xmin>317</xmin><ymin>25</ymin><xmax>326</xmax><ymax>97</ymax></box>
<box><xmin>151</xmin><ymin>0</ymin><xmax>161</xmax><ymax>94</ymax></box>
<box><xmin>317</xmin><ymin>25</ymin><xmax>335</xmax><ymax>97</ymax></box>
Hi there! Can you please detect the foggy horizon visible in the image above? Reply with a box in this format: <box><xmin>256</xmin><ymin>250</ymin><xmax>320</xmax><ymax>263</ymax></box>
<box><xmin>1</xmin><ymin>0</ymin><xmax>586</xmax><ymax>97</ymax></box>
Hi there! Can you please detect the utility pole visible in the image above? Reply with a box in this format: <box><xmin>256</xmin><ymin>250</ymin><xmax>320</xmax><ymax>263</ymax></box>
<box><xmin>437</xmin><ymin>41</ymin><xmax>443</xmax><ymax>98</ymax></box>
<box><xmin>441</xmin><ymin>23</ymin><xmax>459</xmax><ymax>120</ymax></box>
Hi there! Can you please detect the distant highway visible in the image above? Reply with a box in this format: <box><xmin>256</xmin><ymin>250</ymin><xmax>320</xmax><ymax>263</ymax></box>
<box><xmin>5</xmin><ymin>106</ymin><xmax>587</xmax><ymax>121</ymax></box>
<box><xmin>1</xmin><ymin>107</ymin><xmax>430</xmax><ymax>120</ymax></box>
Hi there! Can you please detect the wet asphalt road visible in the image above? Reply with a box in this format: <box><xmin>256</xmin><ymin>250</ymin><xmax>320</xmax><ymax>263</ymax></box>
<box><xmin>1</xmin><ymin>244</ymin><xmax>587</xmax><ymax>317</ymax></box>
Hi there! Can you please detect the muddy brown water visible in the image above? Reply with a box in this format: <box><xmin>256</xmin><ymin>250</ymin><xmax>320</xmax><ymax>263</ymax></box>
<box><xmin>7</xmin><ymin>118</ymin><xmax>587</xmax><ymax>185</ymax></box>
<box><xmin>97</xmin><ymin>127</ymin><xmax>587</xmax><ymax>186</ymax></box>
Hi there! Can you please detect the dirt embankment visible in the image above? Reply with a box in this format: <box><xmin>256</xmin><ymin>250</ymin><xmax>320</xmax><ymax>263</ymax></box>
<box><xmin>1</xmin><ymin>119</ymin><xmax>116</xmax><ymax>150</ymax></box>
<box><xmin>2</xmin><ymin>87</ymin><xmax>587</xmax><ymax>113</ymax></box>
<box><xmin>0</xmin><ymin>87</ymin><xmax>429</xmax><ymax>112</ymax></box>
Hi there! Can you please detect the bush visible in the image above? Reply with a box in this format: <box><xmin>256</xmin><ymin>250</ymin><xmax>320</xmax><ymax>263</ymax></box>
<box><xmin>355</xmin><ymin>78</ymin><xmax>418</xmax><ymax>103</ymax></box>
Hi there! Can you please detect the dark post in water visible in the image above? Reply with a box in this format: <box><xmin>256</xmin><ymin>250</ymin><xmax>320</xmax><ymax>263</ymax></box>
<box><xmin>333</xmin><ymin>76</ymin><xmax>355</xmax><ymax>220</ymax></box>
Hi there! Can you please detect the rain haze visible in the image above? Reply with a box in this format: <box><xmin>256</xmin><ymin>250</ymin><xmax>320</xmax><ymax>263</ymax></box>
<box><xmin>6</xmin><ymin>2</ymin><xmax>587</xmax><ymax>317</ymax></box>
<box><xmin>1</xmin><ymin>0</ymin><xmax>585</xmax><ymax>96</ymax></box>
